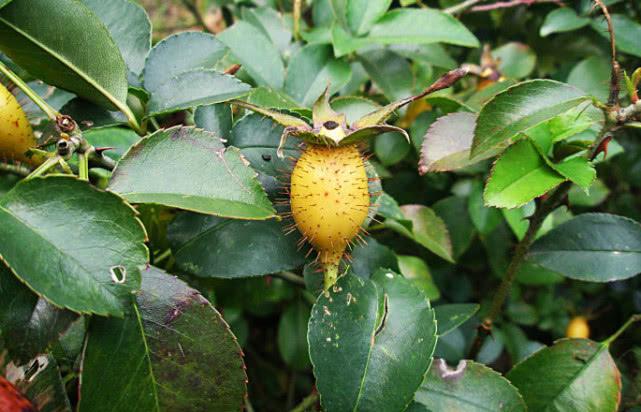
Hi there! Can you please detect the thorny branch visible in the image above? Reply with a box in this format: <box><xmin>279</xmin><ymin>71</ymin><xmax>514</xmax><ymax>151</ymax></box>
<box><xmin>468</xmin><ymin>0</ymin><xmax>638</xmax><ymax>359</ymax></box>
<box><xmin>593</xmin><ymin>0</ymin><xmax>620</xmax><ymax>107</ymax></box>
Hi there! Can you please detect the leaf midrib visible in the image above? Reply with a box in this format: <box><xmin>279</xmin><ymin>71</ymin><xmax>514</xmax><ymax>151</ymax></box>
<box><xmin>119</xmin><ymin>192</ymin><xmax>275</xmax><ymax>217</ymax></box>
<box><xmin>541</xmin><ymin>344</ymin><xmax>607</xmax><ymax>412</ymax></box>
<box><xmin>0</xmin><ymin>15</ymin><xmax>127</xmax><ymax>112</ymax></box>
<box><xmin>133</xmin><ymin>302</ymin><xmax>162</xmax><ymax>412</ymax></box>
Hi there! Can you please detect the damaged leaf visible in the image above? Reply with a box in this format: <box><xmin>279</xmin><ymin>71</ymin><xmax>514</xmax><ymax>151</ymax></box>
<box><xmin>109</xmin><ymin>126</ymin><xmax>276</xmax><ymax>220</ymax></box>
<box><xmin>79</xmin><ymin>266</ymin><xmax>247</xmax><ymax>412</ymax></box>
<box><xmin>308</xmin><ymin>270</ymin><xmax>436</xmax><ymax>411</ymax></box>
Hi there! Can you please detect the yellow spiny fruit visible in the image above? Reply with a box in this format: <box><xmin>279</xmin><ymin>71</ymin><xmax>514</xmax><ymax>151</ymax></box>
<box><xmin>290</xmin><ymin>144</ymin><xmax>370</xmax><ymax>288</ymax></box>
<box><xmin>566</xmin><ymin>316</ymin><xmax>590</xmax><ymax>339</ymax></box>
<box><xmin>0</xmin><ymin>82</ymin><xmax>36</xmax><ymax>164</ymax></box>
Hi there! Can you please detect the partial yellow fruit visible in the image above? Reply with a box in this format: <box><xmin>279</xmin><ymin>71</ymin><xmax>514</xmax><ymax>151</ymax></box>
<box><xmin>0</xmin><ymin>82</ymin><xmax>36</xmax><ymax>163</ymax></box>
<box><xmin>566</xmin><ymin>316</ymin><xmax>590</xmax><ymax>339</ymax></box>
<box><xmin>290</xmin><ymin>144</ymin><xmax>370</xmax><ymax>287</ymax></box>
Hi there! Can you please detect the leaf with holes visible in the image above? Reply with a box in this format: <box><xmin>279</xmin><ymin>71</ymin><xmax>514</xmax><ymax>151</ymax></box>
<box><xmin>0</xmin><ymin>176</ymin><xmax>148</xmax><ymax>317</ymax></box>
<box><xmin>415</xmin><ymin>359</ymin><xmax>526</xmax><ymax>411</ymax></box>
<box><xmin>308</xmin><ymin>270</ymin><xmax>437</xmax><ymax>412</ymax></box>
<box><xmin>79</xmin><ymin>266</ymin><xmax>247</xmax><ymax>412</ymax></box>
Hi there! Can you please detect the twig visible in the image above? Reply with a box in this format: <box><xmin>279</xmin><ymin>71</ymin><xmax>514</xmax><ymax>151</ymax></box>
<box><xmin>276</xmin><ymin>271</ymin><xmax>306</xmax><ymax>287</ymax></box>
<box><xmin>593</xmin><ymin>0</ymin><xmax>620</xmax><ymax>107</ymax></box>
<box><xmin>445</xmin><ymin>0</ymin><xmax>485</xmax><ymax>14</ymax></box>
<box><xmin>0</xmin><ymin>60</ymin><xmax>59</xmax><ymax>120</ymax></box>
<box><xmin>181</xmin><ymin>0</ymin><xmax>209</xmax><ymax>32</ymax></box>
<box><xmin>470</xmin><ymin>0</ymin><xmax>560</xmax><ymax>12</ymax></box>
<box><xmin>468</xmin><ymin>181</ymin><xmax>572</xmax><ymax>359</ymax></box>
<box><xmin>603</xmin><ymin>314</ymin><xmax>641</xmax><ymax>346</ymax></box>
<box><xmin>293</xmin><ymin>0</ymin><xmax>302</xmax><ymax>41</ymax></box>
<box><xmin>289</xmin><ymin>391</ymin><xmax>319</xmax><ymax>412</ymax></box>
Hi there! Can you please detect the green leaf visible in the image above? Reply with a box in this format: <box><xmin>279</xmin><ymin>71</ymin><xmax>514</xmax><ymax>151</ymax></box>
<box><xmin>549</xmin><ymin>156</ymin><xmax>595</xmax><ymax>190</ymax></box>
<box><xmin>218</xmin><ymin>21</ymin><xmax>285</xmax><ymax>89</ymax></box>
<box><xmin>374</xmin><ymin>131</ymin><xmax>411</xmax><ymax>166</ymax></box>
<box><xmin>0</xmin><ymin>264</ymin><xmax>77</xmax><ymax>363</ymax></box>
<box><xmin>465</xmin><ymin>79</ymin><xmax>516</xmax><ymax>112</ymax></box>
<box><xmin>228</xmin><ymin>113</ymin><xmax>301</xmax><ymax>196</ymax></box>
<box><xmin>0</xmin><ymin>177</ymin><xmax>147</xmax><ymax>316</ymax></box>
<box><xmin>168</xmin><ymin>212</ymin><xmax>305</xmax><ymax>278</ymax></box>
<box><xmin>591</xmin><ymin>14</ymin><xmax>641</xmax><ymax>58</ymax></box>
<box><xmin>540</xmin><ymin>8</ymin><xmax>590</xmax><ymax>37</ymax></box>
<box><xmin>567</xmin><ymin>56</ymin><xmax>611</xmax><ymax>102</ymax></box>
<box><xmin>468</xmin><ymin>180</ymin><xmax>503</xmax><ymax>235</ymax></box>
<box><xmin>507</xmin><ymin>339</ymin><xmax>621</xmax><ymax>412</ymax></box>
<box><xmin>433</xmin><ymin>196</ymin><xmax>476</xmax><ymax>259</ymax></box>
<box><xmin>398</xmin><ymin>205</ymin><xmax>454</xmax><ymax>262</ymax></box>
<box><xmin>84</xmin><ymin>127</ymin><xmax>141</xmax><ymax>161</ymax></box>
<box><xmin>231</xmin><ymin>99</ymin><xmax>311</xmax><ymax>129</ymax></box>
<box><xmin>420</xmin><ymin>112</ymin><xmax>492</xmax><ymax>173</ymax></box>
<box><xmin>484</xmin><ymin>140</ymin><xmax>566</xmax><ymax>209</ymax></box>
<box><xmin>527</xmin><ymin>213</ymin><xmax>641</xmax><ymax>282</ymax></box>
<box><xmin>358</xmin><ymin>48</ymin><xmax>413</xmax><ymax>102</ymax></box>
<box><xmin>285</xmin><ymin>44</ymin><xmax>351</xmax><ymax>107</ymax></box>
<box><xmin>434</xmin><ymin>304</ymin><xmax>479</xmax><ymax>336</ymax></box>
<box><xmin>331</xmin><ymin>96</ymin><xmax>380</xmax><ymax>125</ymax></box>
<box><xmin>415</xmin><ymin>359</ymin><xmax>527</xmax><ymax>411</ymax></box>
<box><xmin>241</xmin><ymin>87</ymin><xmax>308</xmax><ymax>112</ymax></box>
<box><xmin>278</xmin><ymin>300</ymin><xmax>311</xmax><ymax>370</ymax></box>
<box><xmin>0</xmin><ymin>0</ymin><xmax>129</xmax><ymax>110</ymax></box>
<box><xmin>397</xmin><ymin>255</ymin><xmax>440</xmax><ymax>301</ymax></box>
<box><xmin>492</xmin><ymin>42</ymin><xmax>536</xmax><ymax>79</ymax></box>
<box><xmin>80</xmin><ymin>0</ymin><xmax>151</xmax><ymax>76</ymax></box>
<box><xmin>109</xmin><ymin>126</ymin><xmax>276</xmax><ymax>219</ymax></box>
<box><xmin>79</xmin><ymin>266</ymin><xmax>247</xmax><ymax>412</ymax></box>
<box><xmin>147</xmin><ymin>70</ymin><xmax>251</xmax><ymax>116</ymax></box>
<box><xmin>568</xmin><ymin>178</ymin><xmax>610</xmax><ymax>207</ymax></box>
<box><xmin>241</xmin><ymin>6</ymin><xmax>291</xmax><ymax>52</ymax></box>
<box><xmin>367</xmin><ymin>9</ymin><xmax>479</xmax><ymax>48</ymax></box>
<box><xmin>390</xmin><ymin>43</ymin><xmax>457</xmax><ymax>69</ymax></box>
<box><xmin>0</xmin><ymin>0</ymin><xmax>12</xmax><ymax>9</ymax></box>
<box><xmin>194</xmin><ymin>104</ymin><xmax>232</xmax><ymax>140</ymax></box>
<box><xmin>350</xmin><ymin>236</ymin><xmax>399</xmax><ymax>278</ymax></box>
<box><xmin>60</xmin><ymin>98</ymin><xmax>128</xmax><ymax>130</ymax></box>
<box><xmin>308</xmin><ymin>270</ymin><xmax>437</xmax><ymax>412</ymax></box>
<box><xmin>142</xmin><ymin>32</ymin><xmax>227</xmax><ymax>93</ymax></box>
<box><xmin>471</xmin><ymin>80</ymin><xmax>589</xmax><ymax>160</ymax></box>
<box><xmin>346</xmin><ymin>0</ymin><xmax>392</xmax><ymax>36</ymax></box>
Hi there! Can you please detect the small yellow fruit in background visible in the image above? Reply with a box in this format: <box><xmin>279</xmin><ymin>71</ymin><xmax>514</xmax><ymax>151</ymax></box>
<box><xmin>290</xmin><ymin>144</ymin><xmax>370</xmax><ymax>288</ymax></box>
<box><xmin>0</xmin><ymin>82</ymin><xmax>36</xmax><ymax>164</ymax></box>
<box><xmin>566</xmin><ymin>316</ymin><xmax>590</xmax><ymax>339</ymax></box>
